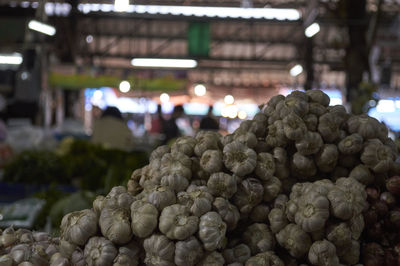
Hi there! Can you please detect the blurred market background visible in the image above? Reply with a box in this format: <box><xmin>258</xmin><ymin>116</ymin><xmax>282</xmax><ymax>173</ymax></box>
<box><xmin>0</xmin><ymin>0</ymin><xmax>399</xmax><ymax>232</ymax></box>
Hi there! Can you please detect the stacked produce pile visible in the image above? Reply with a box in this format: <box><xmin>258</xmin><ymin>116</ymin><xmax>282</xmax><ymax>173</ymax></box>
<box><xmin>0</xmin><ymin>227</ymin><xmax>65</xmax><ymax>265</ymax></box>
<box><xmin>362</xmin><ymin>175</ymin><xmax>400</xmax><ymax>265</ymax></box>
<box><xmin>2</xmin><ymin>90</ymin><xmax>400</xmax><ymax>265</ymax></box>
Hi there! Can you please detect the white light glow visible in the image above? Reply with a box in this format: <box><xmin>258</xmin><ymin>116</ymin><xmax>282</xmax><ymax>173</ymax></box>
<box><xmin>194</xmin><ymin>84</ymin><xmax>206</xmax><ymax>97</ymax></box>
<box><xmin>28</xmin><ymin>20</ymin><xmax>56</xmax><ymax>36</ymax></box>
<box><xmin>86</xmin><ymin>35</ymin><xmax>93</xmax><ymax>43</ymax></box>
<box><xmin>85</xmin><ymin>103</ymin><xmax>93</xmax><ymax>111</ymax></box>
<box><xmin>238</xmin><ymin>110</ymin><xmax>247</xmax><ymax>120</ymax></box>
<box><xmin>131</xmin><ymin>58</ymin><xmax>197</xmax><ymax>68</ymax></box>
<box><xmin>114</xmin><ymin>0</ymin><xmax>129</xmax><ymax>12</ymax></box>
<box><xmin>368</xmin><ymin>100</ymin><xmax>376</xmax><ymax>107</ymax></box>
<box><xmin>21</xmin><ymin>71</ymin><xmax>29</xmax><ymax>80</ymax></box>
<box><xmin>75</xmin><ymin>4</ymin><xmax>300</xmax><ymax>20</ymax></box>
<box><xmin>395</xmin><ymin>100</ymin><xmax>400</xmax><ymax>109</ymax></box>
<box><xmin>119</xmin><ymin>80</ymin><xmax>131</xmax><ymax>93</ymax></box>
<box><xmin>305</xmin><ymin>23</ymin><xmax>320</xmax><ymax>38</ymax></box>
<box><xmin>160</xmin><ymin>93</ymin><xmax>170</xmax><ymax>103</ymax></box>
<box><xmin>93</xmin><ymin>90</ymin><xmax>103</xmax><ymax>101</ymax></box>
<box><xmin>377</xmin><ymin>100</ymin><xmax>395</xmax><ymax>113</ymax></box>
<box><xmin>226</xmin><ymin>105</ymin><xmax>238</xmax><ymax>119</ymax></box>
<box><xmin>0</xmin><ymin>53</ymin><xmax>23</xmax><ymax>65</ymax></box>
<box><xmin>221</xmin><ymin>108</ymin><xmax>229</xmax><ymax>117</ymax></box>
<box><xmin>290</xmin><ymin>64</ymin><xmax>303</xmax><ymax>77</ymax></box>
<box><xmin>329</xmin><ymin>98</ymin><xmax>343</xmax><ymax>106</ymax></box>
<box><xmin>224</xmin><ymin>95</ymin><xmax>234</xmax><ymax>105</ymax></box>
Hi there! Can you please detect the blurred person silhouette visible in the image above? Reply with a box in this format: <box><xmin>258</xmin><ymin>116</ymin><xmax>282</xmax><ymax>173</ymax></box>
<box><xmin>163</xmin><ymin>105</ymin><xmax>184</xmax><ymax>144</ymax></box>
<box><xmin>150</xmin><ymin>104</ymin><xmax>164</xmax><ymax>134</ymax></box>
<box><xmin>200</xmin><ymin>105</ymin><xmax>219</xmax><ymax>131</ymax></box>
<box><xmin>92</xmin><ymin>106</ymin><xmax>133</xmax><ymax>150</ymax></box>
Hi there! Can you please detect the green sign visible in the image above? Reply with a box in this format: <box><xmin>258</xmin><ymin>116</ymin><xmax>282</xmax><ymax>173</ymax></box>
<box><xmin>188</xmin><ymin>22</ymin><xmax>210</xmax><ymax>57</ymax></box>
<box><xmin>49</xmin><ymin>73</ymin><xmax>187</xmax><ymax>92</ymax></box>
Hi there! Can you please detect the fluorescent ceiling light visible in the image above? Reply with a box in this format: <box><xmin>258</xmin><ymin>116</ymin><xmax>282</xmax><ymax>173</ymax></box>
<box><xmin>305</xmin><ymin>22</ymin><xmax>320</xmax><ymax>38</ymax></box>
<box><xmin>131</xmin><ymin>58</ymin><xmax>197</xmax><ymax>68</ymax></box>
<box><xmin>0</xmin><ymin>53</ymin><xmax>23</xmax><ymax>65</ymax></box>
<box><xmin>76</xmin><ymin>4</ymin><xmax>300</xmax><ymax>20</ymax></box>
<box><xmin>28</xmin><ymin>20</ymin><xmax>56</xmax><ymax>36</ymax></box>
<box><xmin>290</xmin><ymin>64</ymin><xmax>303</xmax><ymax>77</ymax></box>
<box><xmin>114</xmin><ymin>0</ymin><xmax>129</xmax><ymax>12</ymax></box>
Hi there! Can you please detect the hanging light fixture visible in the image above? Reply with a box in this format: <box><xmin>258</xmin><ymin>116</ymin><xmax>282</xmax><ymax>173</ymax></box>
<box><xmin>119</xmin><ymin>80</ymin><xmax>130</xmax><ymax>93</ymax></box>
<box><xmin>194</xmin><ymin>84</ymin><xmax>206</xmax><ymax>96</ymax></box>
<box><xmin>28</xmin><ymin>20</ymin><xmax>56</xmax><ymax>36</ymax></box>
<box><xmin>224</xmin><ymin>95</ymin><xmax>234</xmax><ymax>105</ymax></box>
<box><xmin>131</xmin><ymin>58</ymin><xmax>197</xmax><ymax>68</ymax></box>
<box><xmin>160</xmin><ymin>93</ymin><xmax>170</xmax><ymax>103</ymax></box>
<box><xmin>289</xmin><ymin>64</ymin><xmax>303</xmax><ymax>77</ymax></box>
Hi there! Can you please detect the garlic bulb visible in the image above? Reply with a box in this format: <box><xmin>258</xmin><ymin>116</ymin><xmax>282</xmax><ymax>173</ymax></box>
<box><xmin>71</xmin><ymin>249</ymin><xmax>85</xmax><ymax>266</ymax></box>
<box><xmin>234</xmin><ymin>132</ymin><xmax>258</xmax><ymax>149</ymax></box>
<box><xmin>177</xmin><ymin>185</ymin><xmax>213</xmax><ymax>217</ymax></box>
<box><xmin>161</xmin><ymin>152</ymin><xmax>192</xmax><ymax>180</ymax></box>
<box><xmin>50</xmin><ymin>253</ymin><xmax>69</xmax><ymax>266</ymax></box>
<box><xmin>171</xmin><ymin>136</ymin><xmax>197</xmax><ymax>157</ymax></box>
<box><xmin>268</xmin><ymin>208</ymin><xmax>288</xmax><ymax>233</ymax></box>
<box><xmin>338</xmin><ymin>133</ymin><xmax>363</xmax><ymax>155</ymax></box>
<box><xmin>197</xmin><ymin>251</ymin><xmax>225</xmax><ymax>266</ymax></box>
<box><xmin>0</xmin><ymin>255</ymin><xmax>13</xmax><ymax>266</ymax></box>
<box><xmin>250</xmin><ymin>204</ymin><xmax>270</xmax><ymax>223</ymax></box>
<box><xmin>276</xmin><ymin>223</ymin><xmax>311</xmax><ymax>258</ymax></box>
<box><xmin>60</xmin><ymin>209</ymin><xmax>98</xmax><ymax>246</ymax></box>
<box><xmin>295</xmin><ymin>131</ymin><xmax>323</xmax><ymax>156</ymax></box>
<box><xmin>223</xmin><ymin>141</ymin><xmax>257</xmax><ymax>177</ymax></box>
<box><xmin>99</xmin><ymin>207</ymin><xmax>132</xmax><ymax>245</ymax></box>
<box><xmin>1</xmin><ymin>227</ymin><xmax>16</xmax><ymax>248</ymax></box>
<box><xmin>149</xmin><ymin>145</ymin><xmax>170</xmax><ymax>161</ymax></box>
<box><xmin>326</xmin><ymin>223</ymin><xmax>352</xmax><ymax>248</ymax></box>
<box><xmin>294</xmin><ymin>191</ymin><xmax>329</xmax><ymax>233</ymax></box>
<box><xmin>174</xmin><ymin>236</ymin><xmax>203</xmax><ymax>266</ymax></box>
<box><xmin>93</xmin><ymin>196</ymin><xmax>105</xmax><ymax>216</ymax></box>
<box><xmin>306</xmin><ymin>89</ymin><xmax>330</xmax><ymax>106</ymax></box>
<box><xmin>213</xmin><ymin>197</ymin><xmax>240</xmax><ymax>231</ymax></box>
<box><xmin>318</xmin><ymin>113</ymin><xmax>340</xmax><ymax>143</ymax></box>
<box><xmin>266</xmin><ymin>120</ymin><xmax>287</xmax><ymax>148</ymax></box>
<box><xmin>308</xmin><ymin>240</ymin><xmax>339</xmax><ymax>266</ymax></box>
<box><xmin>223</xmin><ymin>244</ymin><xmax>251</xmax><ymax>264</ymax></box>
<box><xmin>201</xmin><ymin>150</ymin><xmax>223</xmax><ymax>174</ymax></box>
<box><xmin>113</xmin><ymin>241</ymin><xmax>140</xmax><ymax>266</ymax></box>
<box><xmin>160</xmin><ymin>173</ymin><xmax>189</xmax><ymax>193</ymax></box>
<box><xmin>10</xmin><ymin>244</ymin><xmax>31</xmax><ymax>264</ymax></box>
<box><xmin>159</xmin><ymin>204</ymin><xmax>199</xmax><ymax>240</ymax></box>
<box><xmin>207</xmin><ymin>172</ymin><xmax>237</xmax><ymax>199</ymax></box>
<box><xmin>262</xmin><ymin>177</ymin><xmax>282</xmax><ymax>202</ymax></box>
<box><xmin>245</xmin><ymin>251</ymin><xmax>284</xmax><ymax>266</ymax></box>
<box><xmin>59</xmin><ymin>239</ymin><xmax>76</xmax><ymax>258</ymax></box>
<box><xmin>194</xmin><ymin>131</ymin><xmax>221</xmax><ymax>157</ymax></box>
<box><xmin>255</xmin><ymin>153</ymin><xmax>276</xmax><ymax>181</ymax></box>
<box><xmin>233</xmin><ymin>178</ymin><xmax>264</xmax><ymax>214</ymax></box>
<box><xmin>147</xmin><ymin>186</ymin><xmax>176</xmax><ymax>211</ymax></box>
<box><xmin>242</xmin><ymin>223</ymin><xmax>275</xmax><ymax>255</ymax></box>
<box><xmin>143</xmin><ymin>234</ymin><xmax>175</xmax><ymax>266</ymax></box>
<box><xmin>282</xmin><ymin>112</ymin><xmax>307</xmax><ymax>141</ymax></box>
<box><xmin>130</xmin><ymin>200</ymin><xmax>158</xmax><ymax>238</ymax></box>
<box><xmin>199</xmin><ymin>212</ymin><xmax>227</xmax><ymax>251</ymax></box>
<box><xmin>84</xmin><ymin>237</ymin><xmax>118</xmax><ymax>266</ymax></box>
